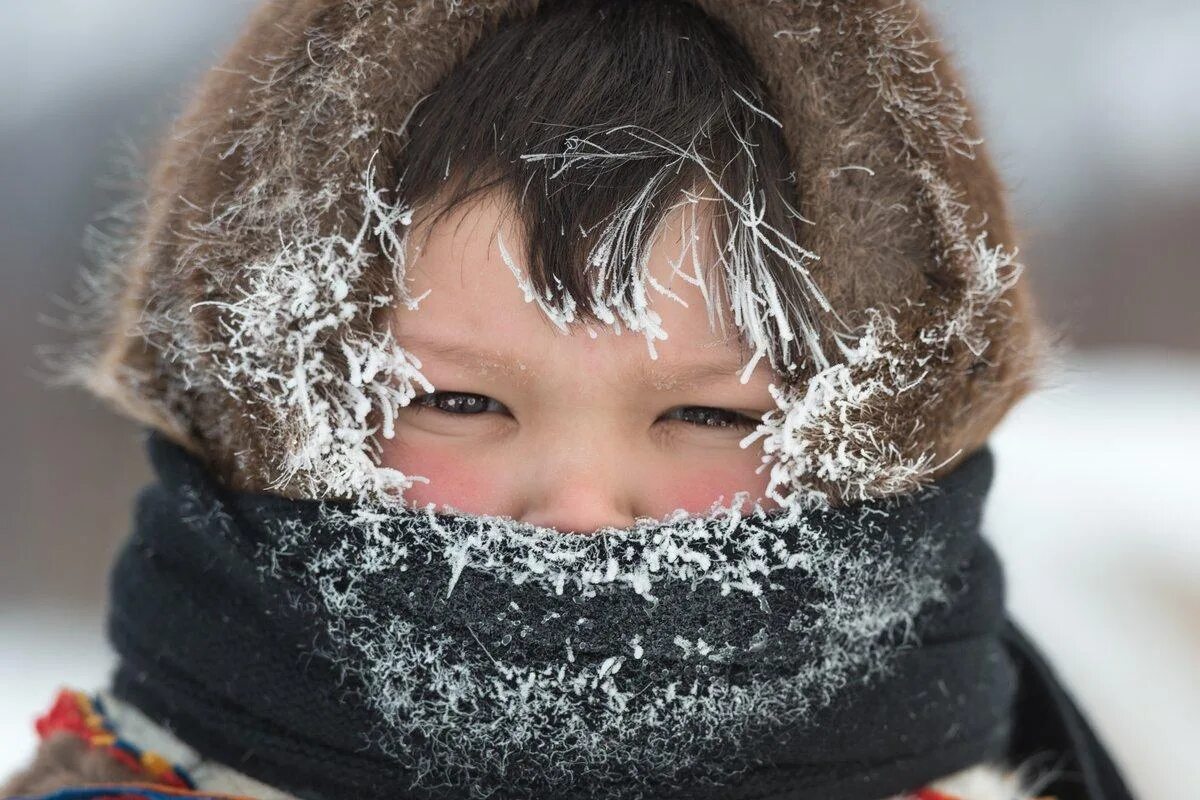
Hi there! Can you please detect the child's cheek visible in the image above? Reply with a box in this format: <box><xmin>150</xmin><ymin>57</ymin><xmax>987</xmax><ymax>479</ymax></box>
<box><xmin>392</xmin><ymin>446</ymin><xmax>504</xmax><ymax>515</ymax></box>
<box><xmin>656</xmin><ymin>464</ymin><xmax>770</xmax><ymax>516</ymax></box>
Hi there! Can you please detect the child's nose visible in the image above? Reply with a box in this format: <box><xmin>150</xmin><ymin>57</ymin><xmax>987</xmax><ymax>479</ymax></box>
<box><xmin>518</xmin><ymin>480</ymin><xmax>637</xmax><ymax>534</ymax></box>
<box><xmin>516</xmin><ymin>440</ymin><xmax>638</xmax><ymax>534</ymax></box>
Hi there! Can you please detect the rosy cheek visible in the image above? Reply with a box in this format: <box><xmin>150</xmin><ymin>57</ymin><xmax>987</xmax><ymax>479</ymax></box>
<box><xmin>653</xmin><ymin>463</ymin><xmax>771</xmax><ymax>516</ymax></box>
<box><xmin>383</xmin><ymin>443</ymin><xmax>504</xmax><ymax>515</ymax></box>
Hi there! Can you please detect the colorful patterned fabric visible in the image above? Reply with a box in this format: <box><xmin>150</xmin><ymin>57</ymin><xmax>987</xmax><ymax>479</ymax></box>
<box><xmin>35</xmin><ymin>690</ymin><xmax>197</xmax><ymax>791</ymax></box>
<box><xmin>7</xmin><ymin>786</ymin><xmax>249</xmax><ymax>800</ymax></box>
<box><xmin>18</xmin><ymin>688</ymin><xmax>973</xmax><ymax>800</ymax></box>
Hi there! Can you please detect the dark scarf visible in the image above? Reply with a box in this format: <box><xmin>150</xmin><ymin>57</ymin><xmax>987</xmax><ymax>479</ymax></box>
<box><xmin>107</xmin><ymin>434</ymin><xmax>1132</xmax><ymax>800</ymax></box>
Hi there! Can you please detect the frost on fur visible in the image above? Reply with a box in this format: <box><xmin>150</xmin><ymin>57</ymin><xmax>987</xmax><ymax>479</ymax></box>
<box><xmin>723</xmin><ymin>1</ymin><xmax>1025</xmax><ymax>508</ymax></box>
<box><xmin>116</xmin><ymin>5</ymin><xmax>457</xmax><ymax>502</ymax></box>
<box><xmin>260</xmin><ymin>495</ymin><xmax>948</xmax><ymax>798</ymax></box>
<box><xmin>860</xmin><ymin>2</ymin><xmax>980</xmax><ymax>160</ymax></box>
<box><xmin>742</xmin><ymin>166</ymin><xmax>1023</xmax><ymax>507</ymax></box>
<box><xmin>187</xmin><ymin>161</ymin><xmax>434</xmax><ymax>500</ymax></box>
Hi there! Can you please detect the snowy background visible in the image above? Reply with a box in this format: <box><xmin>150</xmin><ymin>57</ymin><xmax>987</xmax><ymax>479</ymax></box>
<box><xmin>1</xmin><ymin>2</ymin><xmax>1197</xmax><ymax>798</ymax></box>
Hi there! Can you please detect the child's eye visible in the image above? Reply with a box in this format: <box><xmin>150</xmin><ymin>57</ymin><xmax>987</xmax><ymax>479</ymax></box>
<box><xmin>661</xmin><ymin>406</ymin><xmax>760</xmax><ymax>430</ymax></box>
<box><xmin>412</xmin><ymin>391</ymin><xmax>507</xmax><ymax>415</ymax></box>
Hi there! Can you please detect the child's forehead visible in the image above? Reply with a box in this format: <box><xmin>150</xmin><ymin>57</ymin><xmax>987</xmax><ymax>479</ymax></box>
<box><xmin>395</xmin><ymin>190</ymin><xmax>759</xmax><ymax>384</ymax></box>
<box><xmin>406</xmin><ymin>185</ymin><xmax>720</xmax><ymax>279</ymax></box>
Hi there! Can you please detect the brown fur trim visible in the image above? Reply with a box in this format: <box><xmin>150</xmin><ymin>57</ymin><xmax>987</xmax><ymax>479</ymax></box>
<box><xmin>75</xmin><ymin>0</ymin><xmax>1039</xmax><ymax>502</ymax></box>
<box><xmin>2</xmin><ymin>733</ymin><xmax>142</xmax><ymax>797</ymax></box>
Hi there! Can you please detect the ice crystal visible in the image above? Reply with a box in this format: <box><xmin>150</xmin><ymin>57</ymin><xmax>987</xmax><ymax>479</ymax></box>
<box><xmin>187</xmin><ymin>161</ymin><xmax>434</xmax><ymax>500</ymax></box>
<box><xmin>742</xmin><ymin>165</ymin><xmax>1022</xmax><ymax>507</ymax></box>
<box><xmin>261</xmin><ymin>493</ymin><xmax>947</xmax><ymax>797</ymax></box>
<box><xmin>519</xmin><ymin>109</ymin><xmax>831</xmax><ymax>371</ymax></box>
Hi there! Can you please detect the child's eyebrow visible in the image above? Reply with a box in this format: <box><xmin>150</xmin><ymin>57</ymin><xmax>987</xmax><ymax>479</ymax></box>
<box><xmin>637</xmin><ymin>356</ymin><xmax>754</xmax><ymax>390</ymax></box>
<box><xmin>399</xmin><ymin>335</ymin><xmax>531</xmax><ymax>377</ymax></box>
<box><xmin>402</xmin><ymin>334</ymin><xmax>751</xmax><ymax>389</ymax></box>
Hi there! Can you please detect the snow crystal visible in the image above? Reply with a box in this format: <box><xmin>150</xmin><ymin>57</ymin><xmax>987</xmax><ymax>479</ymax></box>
<box><xmin>260</xmin><ymin>491</ymin><xmax>947</xmax><ymax>797</ymax></box>
<box><xmin>186</xmin><ymin>160</ymin><xmax>434</xmax><ymax>500</ymax></box>
<box><xmin>518</xmin><ymin>108</ymin><xmax>831</xmax><ymax>373</ymax></box>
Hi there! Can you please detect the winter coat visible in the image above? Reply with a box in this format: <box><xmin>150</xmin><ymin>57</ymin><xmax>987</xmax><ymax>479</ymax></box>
<box><xmin>2</xmin><ymin>692</ymin><xmax>1034</xmax><ymax>800</ymax></box>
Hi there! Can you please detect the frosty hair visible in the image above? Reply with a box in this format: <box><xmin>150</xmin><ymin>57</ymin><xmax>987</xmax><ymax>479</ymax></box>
<box><xmin>373</xmin><ymin>0</ymin><xmax>1025</xmax><ymax>510</ymax></box>
<box><xmin>393</xmin><ymin>0</ymin><xmax>828</xmax><ymax>373</ymax></box>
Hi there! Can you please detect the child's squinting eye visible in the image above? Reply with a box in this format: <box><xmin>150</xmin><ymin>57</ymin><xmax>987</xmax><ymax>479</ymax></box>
<box><xmin>412</xmin><ymin>391</ymin><xmax>506</xmax><ymax>415</ymax></box>
<box><xmin>410</xmin><ymin>392</ymin><xmax>759</xmax><ymax>430</ymax></box>
<box><xmin>661</xmin><ymin>405</ymin><xmax>760</xmax><ymax>430</ymax></box>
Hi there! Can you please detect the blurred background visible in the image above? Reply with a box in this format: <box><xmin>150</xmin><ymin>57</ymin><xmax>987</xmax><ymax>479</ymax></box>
<box><xmin>1</xmin><ymin>1</ymin><xmax>1196</xmax><ymax>797</ymax></box>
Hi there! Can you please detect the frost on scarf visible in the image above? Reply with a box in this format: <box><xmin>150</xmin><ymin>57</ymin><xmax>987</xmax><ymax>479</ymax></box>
<box><xmin>260</xmin><ymin>495</ymin><xmax>947</xmax><ymax>798</ymax></box>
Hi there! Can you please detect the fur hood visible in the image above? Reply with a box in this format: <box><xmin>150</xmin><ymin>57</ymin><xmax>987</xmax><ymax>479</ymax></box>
<box><xmin>76</xmin><ymin>0</ymin><xmax>1039</xmax><ymax>504</ymax></box>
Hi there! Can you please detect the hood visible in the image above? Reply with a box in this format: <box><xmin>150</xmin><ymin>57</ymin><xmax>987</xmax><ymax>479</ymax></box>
<box><xmin>76</xmin><ymin>0</ymin><xmax>1039</xmax><ymax>505</ymax></box>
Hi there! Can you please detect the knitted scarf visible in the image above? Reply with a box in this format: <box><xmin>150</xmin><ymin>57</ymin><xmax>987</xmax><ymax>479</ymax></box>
<box><xmin>106</xmin><ymin>434</ymin><xmax>1129</xmax><ymax>800</ymax></box>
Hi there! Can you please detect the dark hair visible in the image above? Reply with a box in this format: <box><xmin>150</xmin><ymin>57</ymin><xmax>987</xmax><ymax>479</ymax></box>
<box><xmin>395</xmin><ymin>0</ymin><xmax>817</xmax><ymax>366</ymax></box>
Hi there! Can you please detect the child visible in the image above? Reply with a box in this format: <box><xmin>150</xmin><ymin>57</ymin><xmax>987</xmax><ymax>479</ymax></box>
<box><xmin>4</xmin><ymin>1</ymin><xmax>1133</xmax><ymax>799</ymax></box>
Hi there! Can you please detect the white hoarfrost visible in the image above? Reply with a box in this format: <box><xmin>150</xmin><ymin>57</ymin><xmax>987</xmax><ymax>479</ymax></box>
<box><xmin>194</xmin><ymin>160</ymin><xmax>434</xmax><ymax>500</ymax></box>
<box><xmin>519</xmin><ymin>110</ymin><xmax>832</xmax><ymax>371</ymax></box>
<box><xmin>262</xmin><ymin>494</ymin><xmax>947</xmax><ymax>796</ymax></box>
<box><xmin>861</xmin><ymin>0</ymin><xmax>980</xmax><ymax>160</ymax></box>
<box><xmin>740</xmin><ymin>166</ymin><xmax>1023</xmax><ymax>508</ymax></box>
<box><xmin>94</xmin><ymin>2</ymin><xmax>1034</xmax><ymax>797</ymax></box>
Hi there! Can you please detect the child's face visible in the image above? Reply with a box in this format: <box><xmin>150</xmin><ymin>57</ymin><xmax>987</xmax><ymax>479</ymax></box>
<box><xmin>381</xmin><ymin>192</ymin><xmax>777</xmax><ymax>532</ymax></box>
